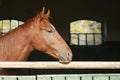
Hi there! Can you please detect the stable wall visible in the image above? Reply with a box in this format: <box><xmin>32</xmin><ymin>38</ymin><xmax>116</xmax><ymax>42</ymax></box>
<box><xmin>0</xmin><ymin>0</ymin><xmax>120</xmax><ymax>41</ymax></box>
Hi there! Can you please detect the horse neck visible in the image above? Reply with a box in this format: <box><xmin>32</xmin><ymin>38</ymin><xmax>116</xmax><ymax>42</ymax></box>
<box><xmin>15</xmin><ymin>22</ymin><xmax>36</xmax><ymax>61</ymax></box>
<box><xmin>0</xmin><ymin>21</ymin><xmax>35</xmax><ymax>61</ymax></box>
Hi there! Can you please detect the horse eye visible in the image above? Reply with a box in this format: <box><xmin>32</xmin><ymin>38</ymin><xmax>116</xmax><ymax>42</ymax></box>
<box><xmin>47</xmin><ymin>29</ymin><xmax>53</xmax><ymax>33</ymax></box>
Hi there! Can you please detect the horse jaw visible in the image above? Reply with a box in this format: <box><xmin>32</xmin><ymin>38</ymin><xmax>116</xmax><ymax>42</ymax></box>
<box><xmin>44</xmin><ymin>44</ymin><xmax>72</xmax><ymax>64</ymax></box>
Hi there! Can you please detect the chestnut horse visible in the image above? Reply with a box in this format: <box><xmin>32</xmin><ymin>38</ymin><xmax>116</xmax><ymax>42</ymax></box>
<box><xmin>0</xmin><ymin>8</ymin><xmax>72</xmax><ymax>75</ymax></box>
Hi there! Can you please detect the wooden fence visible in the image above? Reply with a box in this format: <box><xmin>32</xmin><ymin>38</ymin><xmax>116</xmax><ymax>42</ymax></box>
<box><xmin>0</xmin><ymin>61</ymin><xmax>120</xmax><ymax>69</ymax></box>
<box><xmin>1</xmin><ymin>74</ymin><xmax>120</xmax><ymax>80</ymax></box>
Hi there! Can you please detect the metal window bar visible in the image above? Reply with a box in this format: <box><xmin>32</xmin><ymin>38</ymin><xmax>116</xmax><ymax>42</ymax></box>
<box><xmin>93</xmin><ymin>33</ymin><xmax>95</xmax><ymax>45</ymax></box>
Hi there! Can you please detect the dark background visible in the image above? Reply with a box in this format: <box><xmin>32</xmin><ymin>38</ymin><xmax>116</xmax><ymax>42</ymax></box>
<box><xmin>0</xmin><ymin>0</ymin><xmax>120</xmax><ymax>41</ymax></box>
<box><xmin>0</xmin><ymin>0</ymin><xmax>120</xmax><ymax>74</ymax></box>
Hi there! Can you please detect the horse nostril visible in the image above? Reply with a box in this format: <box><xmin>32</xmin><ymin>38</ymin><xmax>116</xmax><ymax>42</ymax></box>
<box><xmin>67</xmin><ymin>52</ymin><xmax>70</xmax><ymax>57</ymax></box>
<box><xmin>67</xmin><ymin>52</ymin><xmax>72</xmax><ymax>60</ymax></box>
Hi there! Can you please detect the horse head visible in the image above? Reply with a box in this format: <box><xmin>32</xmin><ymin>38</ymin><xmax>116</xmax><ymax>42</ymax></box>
<box><xmin>32</xmin><ymin>7</ymin><xmax>72</xmax><ymax>64</ymax></box>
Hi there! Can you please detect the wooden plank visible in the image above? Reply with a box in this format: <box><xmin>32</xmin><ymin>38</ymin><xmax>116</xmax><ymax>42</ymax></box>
<box><xmin>110</xmin><ymin>75</ymin><xmax>120</xmax><ymax>80</ymax></box>
<box><xmin>81</xmin><ymin>76</ymin><xmax>92</xmax><ymax>80</ymax></box>
<box><xmin>1</xmin><ymin>61</ymin><xmax>120</xmax><ymax>69</ymax></box>
<box><xmin>17</xmin><ymin>76</ymin><xmax>36</xmax><ymax>80</ymax></box>
<box><xmin>0</xmin><ymin>76</ymin><xmax>17</xmax><ymax>80</ymax></box>
<box><xmin>37</xmin><ymin>76</ymin><xmax>51</xmax><ymax>80</ymax></box>
<box><xmin>1</xmin><ymin>74</ymin><xmax>120</xmax><ymax>80</ymax></box>
<box><xmin>3</xmin><ymin>77</ymin><xmax>17</xmax><ymax>80</ymax></box>
<box><xmin>0</xmin><ymin>77</ymin><xmax>3</xmax><ymax>80</ymax></box>
<box><xmin>66</xmin><ymin>76</ymin><xmax>80</xmax><ymax>80</ymax></box>
<box><xmin>93</xmin><ymin>76</ymin><xmax>109</xmax><ymax>80</ymax></box>
<box><xmin>53</xmin><ymin>76</ymin><xmax>65</xmax><ymax>80</ymax></box>
<box><xmin>0</xmin><ymin>76</ymin><xmax>35</xmax><ymax>80</ymax></box>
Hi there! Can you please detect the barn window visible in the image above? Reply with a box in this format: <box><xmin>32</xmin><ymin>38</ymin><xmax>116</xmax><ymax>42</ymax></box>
<box><xmin>0</xmin><ymin>20</ymin><xmax>24</xmax><ymax>36</ymax></box>
<box><xmin>70</xmin><ymin>19</ymin><xmax>106</xmax><ymax>46</ymax></box>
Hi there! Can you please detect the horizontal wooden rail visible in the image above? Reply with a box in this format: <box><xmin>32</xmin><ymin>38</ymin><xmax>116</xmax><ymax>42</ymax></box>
<box><xmin>0</xmin><ymin>61</ymin><xmax>120</xmax><ymax>69</ymax></box>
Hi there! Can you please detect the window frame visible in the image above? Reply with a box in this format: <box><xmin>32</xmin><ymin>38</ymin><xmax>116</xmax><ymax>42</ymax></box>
<box><xmin>69</xmin><ymin>16</ymin><xmax>107</xmax><ymax>46</ymax></box>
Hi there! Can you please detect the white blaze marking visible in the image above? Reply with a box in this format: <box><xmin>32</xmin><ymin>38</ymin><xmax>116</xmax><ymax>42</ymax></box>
<box><xmin>50</xmin><ymin>24</ymin><xmax>56</xmax><ymax>30</ymax></box>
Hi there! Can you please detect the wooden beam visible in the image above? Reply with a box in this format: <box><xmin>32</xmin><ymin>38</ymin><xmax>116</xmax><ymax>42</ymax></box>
<box><xmin>0</xmin><ymin>61</ymin><xmax>120</xmax><ymax>69</ymax></box>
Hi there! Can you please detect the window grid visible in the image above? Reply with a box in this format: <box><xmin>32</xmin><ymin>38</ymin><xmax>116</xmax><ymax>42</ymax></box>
<box><xmin>70</xmin><ymin>33</ymin><xmax>102</xmax><ymax>46</ymax></box>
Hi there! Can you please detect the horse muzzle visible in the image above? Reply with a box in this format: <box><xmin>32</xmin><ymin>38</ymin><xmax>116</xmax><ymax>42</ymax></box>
<box><xmin>59</xmin><ymin>51</ymin><xmax>72</xmax><ymax>64</ymax></box>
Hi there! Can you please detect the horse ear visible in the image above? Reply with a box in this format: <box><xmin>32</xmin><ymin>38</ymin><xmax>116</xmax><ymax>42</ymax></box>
<box><xmin>41</xmin><ymin>7</ymin><xmax>45</xmax><ymax>15</ymax></box>
<box><xmin>46</xmin><ymin>9</ymin><xmax>50</xmax><ymax>17</ymax></box>
<box><xmin>39</xmin><ymin>7</ymin><xmax>45</xmax><ymax>18</ymax></box>
<box><xmin>34</xmin><ymin>7</ymin><xmax>45</xmax><ymax>22</ymax></box>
